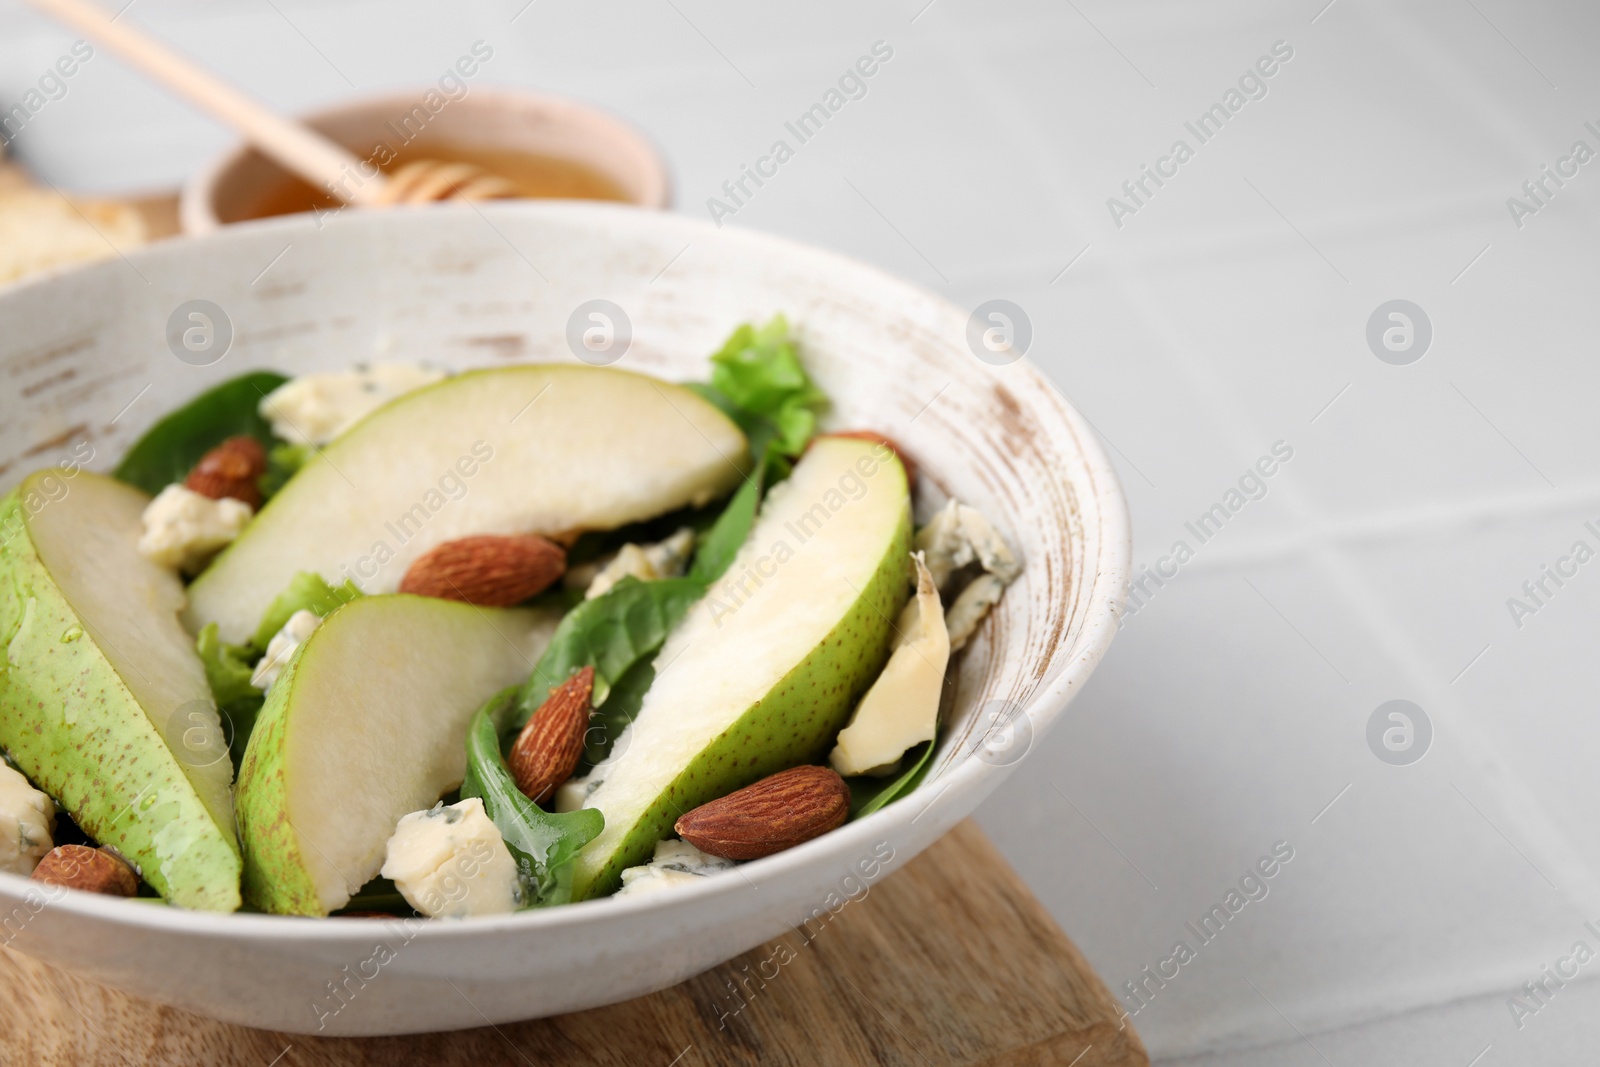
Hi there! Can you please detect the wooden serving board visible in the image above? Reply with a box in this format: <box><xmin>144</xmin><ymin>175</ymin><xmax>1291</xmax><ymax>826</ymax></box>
<box><xmin>0</xmin><ymin>821</ymin><xmax>1146</xmax><ymax>1066</ymax></box>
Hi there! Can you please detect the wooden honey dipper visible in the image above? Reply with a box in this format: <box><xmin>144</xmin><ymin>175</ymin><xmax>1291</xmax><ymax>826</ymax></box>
<box><xmin>23</xmin><ymin>0</ymin><xmax>519</xmax><ymax>208</ymax></box>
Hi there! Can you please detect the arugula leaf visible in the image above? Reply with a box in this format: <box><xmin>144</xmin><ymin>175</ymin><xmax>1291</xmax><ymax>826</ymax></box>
<box><xmin>582</xmin><ymin>655</ymin><xmax>656</xmax><ymax>766</ymax></box>
<box><xmin>333</xmin><ymin>877</ymin><xmax>414</xmax><ymax>918</ymax></box>
<box><xmin>519</xmin><ymin>474</ymin><xmax>765</xmax><ymax>763</ymax></box>
<box><xmin>847</xmin><ymin>740</ymin><xmax>936</xmax><ymax>820</ymax></box>
<box><xmin>565</xmin><ymin>502</ymin><xmax>715</xmax><ymax>570</ymax></box>
<box><xmin>113</xmin><ymin>371</ymin><xmax>289</xmax><ymax>496</ymax></box>
<box><xmin>686</xmin><ymin>473</ymin><xmax>762</xmax><ymax>585</ymax></box>
<box><xmin>494</xmin><ymin>319</ymin><xmax>836</xmax><ymax>844</ymax></box>
<box><xmin>531</xmin><ymin>319</ymin><xmax>812</xmax><ymax>723</ymax></box>
<box><xmin>691</xmin><ymin>316</ymin><xmax>827</xmax><ymax>480</ymax></box>
<box><xmin>252</xmin><ymin>571</ymin><xmax>363</xmax><ymax>650</ymax></box>
<box><xmin>515</xmin><ymin>576</ymin><xmax>703</xmax><ymax>725</ymax></box>
<box><xmin>461</xmin><ymin>688</ymin><xmax>605</xmax><ymax>907</ymax></box>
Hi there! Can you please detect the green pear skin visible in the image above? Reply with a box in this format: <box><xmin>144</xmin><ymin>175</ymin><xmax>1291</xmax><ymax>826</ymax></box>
<box><xmin>234</xmin><ymin>666</ymin><xmax>317</xmax><ymax>916</ymax></box>
<box><xmin>0</xmin><ymin>472</ymin><xmax>241</xmax><ymax>911</ymax></box>
<box><xmin>187</xmin><ymin>365</ymin><xmax>749</xmax><ymax>644</ymax></box>
<box><xmin>570</xmin><ymin>438</ymin><xmax>913</xmax><ymax>900</ymax></box>
<box><xmin>236</xmin><ymin>595</ymin><xmax>559</xmax><ymax>915</ymax></box>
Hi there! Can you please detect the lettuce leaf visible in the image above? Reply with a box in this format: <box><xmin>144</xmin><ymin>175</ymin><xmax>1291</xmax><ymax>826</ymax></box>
<box><xmin>190</xmin><ymin>570</ymin><xmax>365</xmax><ymax>768</ymax></box>
<box><xmin>113</xmin><ymin>371</ymin><xmax>289</xmax><ymax>497</ymax></box>
<box><xmin>258</xmin><ymin>442</ymin><xmax>310</xmax><ymax>500</ymax></box>
<box><xmin>195</xmin><ymin>623</ymin><xmax>264</xmax><ymax>769</ymax></box>
<box><xmin>252</xmin><ymin>571</ymin><xmax>363</xmax><ymax>650</ymax></box>
<box><xmin>689</xmin><ymin>315</ymin><xmax>827</xmax><ymax>480</ymax></box>
<box><xmin>196</xmin><ymin>623</ymin><xmax>258</xmax><ymax>706</ymax></box>
<box><xmin>461</xmin><ymin>688</ymin><xmax>605</xmax><ymax>907</ymax></box>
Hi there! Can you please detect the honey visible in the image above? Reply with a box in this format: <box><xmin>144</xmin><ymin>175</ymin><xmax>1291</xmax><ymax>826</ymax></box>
<box><xmin>238</xmin><ymin>142</ymin><xmax>631</xmax><ymax>221</ymax></box>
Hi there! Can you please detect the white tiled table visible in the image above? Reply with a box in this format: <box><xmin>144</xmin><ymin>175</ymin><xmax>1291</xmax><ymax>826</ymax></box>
<box><xmin>5</xmin><ymin>0</ymin><xmax>1599</xmax><ymax>1060</ymax></box>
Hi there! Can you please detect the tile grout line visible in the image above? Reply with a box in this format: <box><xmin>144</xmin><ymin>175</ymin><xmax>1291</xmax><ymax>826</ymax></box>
<box><xmin>923</xmin><ymin>11</ymin><xmax>1600</xmax><ymax>1051</ymax></box>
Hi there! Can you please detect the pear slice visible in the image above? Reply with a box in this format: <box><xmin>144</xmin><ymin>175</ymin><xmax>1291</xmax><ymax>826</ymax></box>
<box><xmin>0</xmin><ymin>471</ymin><xmax>240</xmax><ymax>910</ymax></box>
<box><xmin>570</xmin><ymin>436</ymin><xmax>913</xmax><ymax>900</ymax></box>
<box><xmin>828</xmin><ymin>552</ymin><xmax>949</xmax><ymax>777</ymax></box>
<box><xmin>235</xmin><ymin>595</ymin><xmax>559</xmax><ymax>915</ymax></box>
<box><xmin>186</xmin><ymin>366</ymin><xmax>747</xmax><ymax>643</ymax></box>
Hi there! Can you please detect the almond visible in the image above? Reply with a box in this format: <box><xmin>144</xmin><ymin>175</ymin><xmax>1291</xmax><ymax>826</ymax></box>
<box><xmin>820</xmin><ymin>430</ymin><xmax>917</xmax><ymax>486</ymax></box>
<box><xmin>184</xmin><ymin>435</ymin><xmax>268</xmax><ymax>509</ymax></box>
<box><xmin>508</xmin><ymin>666</ymin><xmax>594</xmax><ymax>804</ymax></box>
<box><xmin>674</xmin><ymin>765</ymin><xmax>850</xmax><ymax>861</ymax></box>
<box><xmin>30</xmin><ymin>844</ymin><xmax>139</xmax><ymax>897</ymax></box>
<box><xmin>399</xmin><ymin>534</ymin><xmax>566</xmax><ymax>606</ymax></box>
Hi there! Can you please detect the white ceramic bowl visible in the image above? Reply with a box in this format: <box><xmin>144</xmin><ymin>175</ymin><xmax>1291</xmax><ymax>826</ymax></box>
<box><xmin>0</xmin><ymin>203</ymin><xmax>1127</xmax><ymax>1036</ymax></box>
<box><xmin>180</xmin><ymin>88</ymin><xmax>672</xmax><ymax>234</ymax></box>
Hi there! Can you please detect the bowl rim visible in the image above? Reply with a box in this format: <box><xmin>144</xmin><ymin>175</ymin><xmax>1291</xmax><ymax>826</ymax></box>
<box><xmin>0</xmin><ymin>201</ymin><xmax>1130</xmax><ymax>943</ymax></box>
<box><xmin>178</xmin><ymin>85</ymin><xmax>675</xmax><ymax>236</ymax></box>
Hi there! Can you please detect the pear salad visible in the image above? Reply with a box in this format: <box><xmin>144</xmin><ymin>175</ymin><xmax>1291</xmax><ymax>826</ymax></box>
<box><xmin>0</xmin><ymin>318</ymin><xmax>1021</xmax><ymax>917</ymax></box>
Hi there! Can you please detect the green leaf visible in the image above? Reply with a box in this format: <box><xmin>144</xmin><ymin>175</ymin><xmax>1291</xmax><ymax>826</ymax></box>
<box><xmin>258</xmin><ymin>442</ymin><xmax>310</xmax><ymax>500</ymax></box>
<box><xmin>461</xmin><ymin>688</ymin><xmax>605</xmax><ymax>907</ymax></box>
<box><xmin>680</xmin><ymin>380</ymin><xmax>738</xmax><ymax>421</ymax></box>
<box><xmin>113</xmin><ymin>371</ymin><xmax>289</xmax><ymax>496</ymax></box>
<box><xmin>517</xmin><ymin>475</ymin><xmax>766</xmax><ymax>766</ymax></box>
<box><xmin>515</xmin><ymin>576</ymin><xmax>705</xmax><ymax>726</ymax></box>
<box><xmin>562</xmin><ymin>502</ymin><xmax>715</xmax><ymax>571</ymax></box>
<box><xmin>709</xmin><ymin>315</ymin><xmax>816</xmax><ymax>414</ymax></box>
<box><xmin>698</xmin><ymin>316</ymin><xmax>828</xmax><ymax>481</ymax></box>
<box><xmin>333</xmin><ymin>877</ymin><xmax>414</xmax><ymax>918</ymax></box>
<box><xmin>195</xmin><ymin>622</ymin><xmax>264</xmax><ymax>769</ymax></box>
<box><xmin>582</xmin><ymin>655</ymin><xmax>656</xmax><ymax>766</ymax></box>
<box><xmin>195</xmin><ymin>623</ymin><xmax>259</xmax><ymax>706</ymax></box>
<box><xmin>847</xmin><ymin>740</ymin><xmax>936</xmax><ymax>820</ymax></box>
<box><xmin>482</xmin><ymin>321</ymin><xmax>842</xmax><ymax>890</ymax></box>
<box><xmin>219</xmin><ymin>697</ymin><xmax>264</xmax><ymax>770</ymax></box>
<box><xmin>252</xmin><ymin>571</ymin><xmax>363</xmax><ymax>650</ymax></box>
<box><xmin>686</xmin><ymin>473</ymin><xmax>762</xmax><ymax>585</ymax></box>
